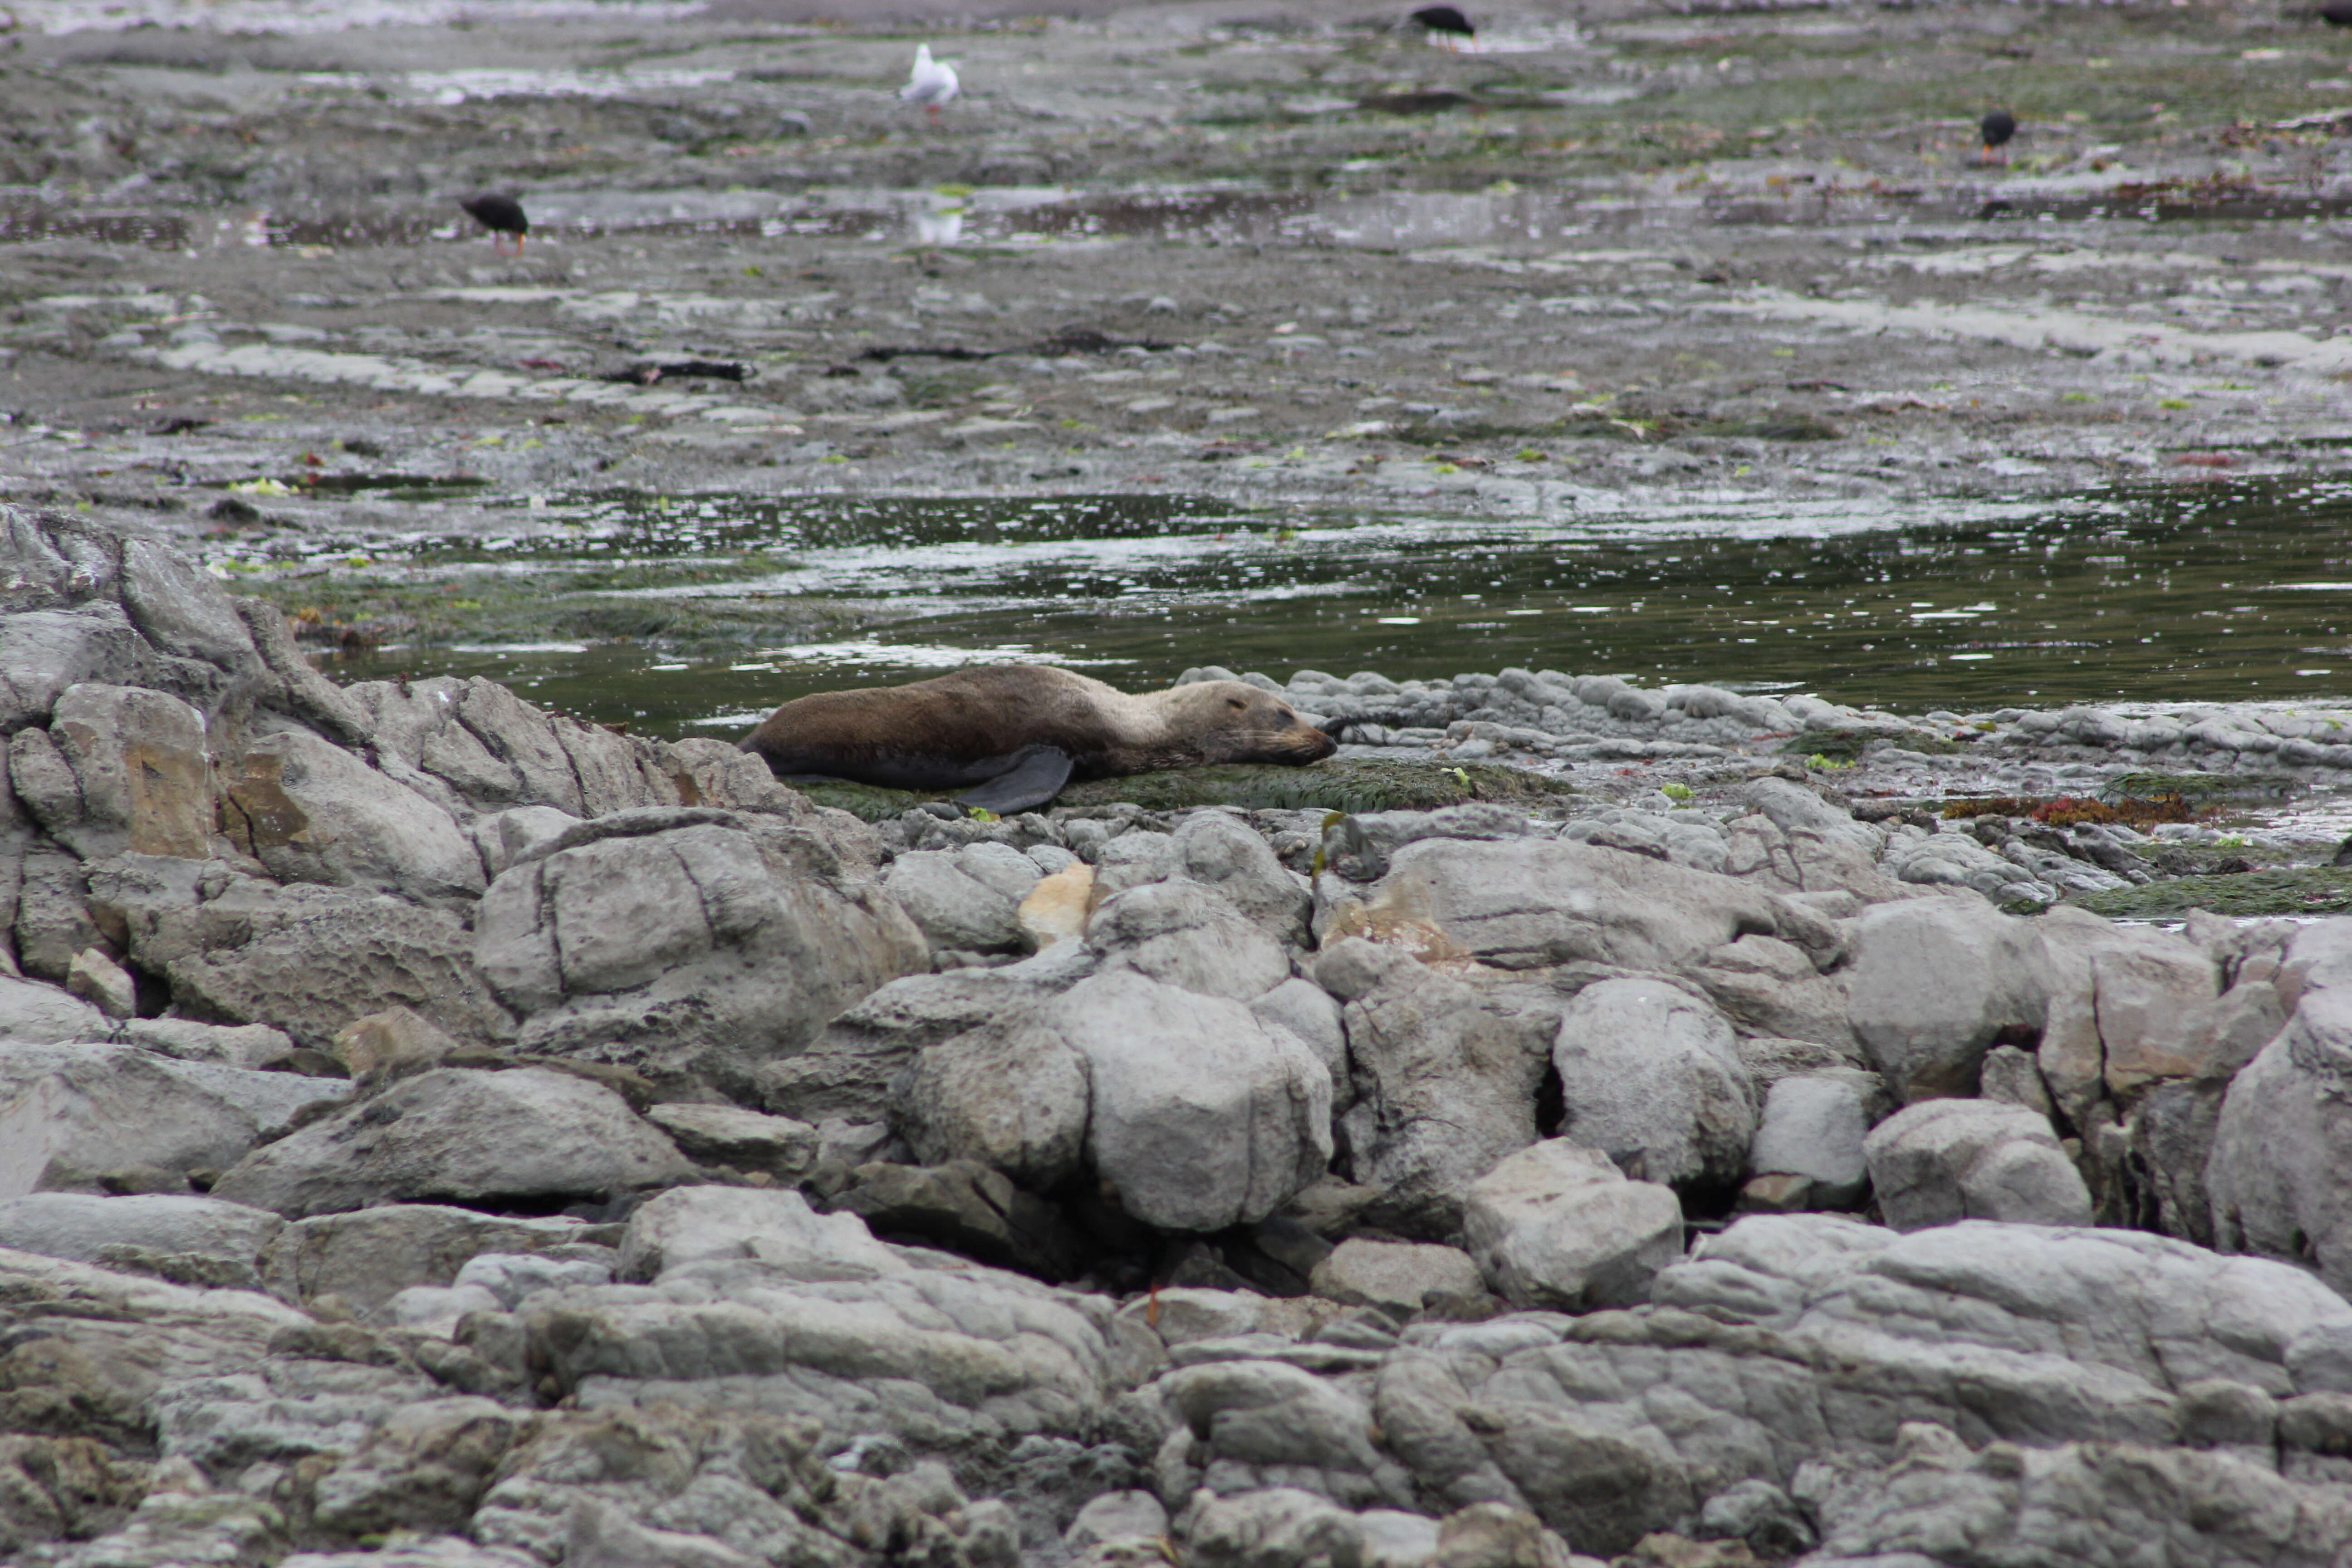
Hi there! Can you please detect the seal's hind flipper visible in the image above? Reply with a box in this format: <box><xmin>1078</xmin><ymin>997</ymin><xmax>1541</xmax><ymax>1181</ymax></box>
<box><xmin>956</xmin><ymin>747</ymin><xmax>1074</xmax><ymax>814</ymax></box>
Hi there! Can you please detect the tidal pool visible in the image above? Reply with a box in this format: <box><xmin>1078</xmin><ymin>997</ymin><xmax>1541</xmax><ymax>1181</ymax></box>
<box><xmin>258</xmin><ymin>474</ymin><xmax>2352</xmax><ymax>738</ymax></box>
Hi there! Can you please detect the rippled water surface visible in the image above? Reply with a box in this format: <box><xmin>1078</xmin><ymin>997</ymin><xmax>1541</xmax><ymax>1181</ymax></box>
<box><xmin>256</xmin><ymin>475</ymin><xmax>2352</xmax><ymax>737</ymax></box>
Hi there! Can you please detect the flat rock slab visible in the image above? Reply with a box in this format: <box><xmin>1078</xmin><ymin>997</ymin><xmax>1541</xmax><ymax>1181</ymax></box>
<box><xmin>211</xmin><ymin>1067</ymin><xmax>692</xmax><ymax>1219</ymax></box>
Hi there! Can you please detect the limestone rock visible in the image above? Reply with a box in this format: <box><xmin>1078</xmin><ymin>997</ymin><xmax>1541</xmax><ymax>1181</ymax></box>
<box><xmin>1323</xmin><ymin>939</ymin><xmax>1547</xmax><ymax>1238</ymax></box>
<box><xmin>643</xmin><ymin>1102</ymin><xmax>820</xmax><ymax>1180</ymax></box>
<box><xmin>474</xmin><ymin>812</ymin><xmax>926</xmax><ymax>1100</ymax></box>
<box><xmin>1463</xmin><ymin>1141</ymin><xmax>1685</xmax><ymax>1311</ymax></box>
<box><xmin>0</xmin><ymin>1041</ymin><xmax>350</xmax><ymax>1200</ymax></box>
<box><xmin>1747</xmin><ymin>1075</ymin><xmax>1871</xmax><ymax>1209</ymax></box>
<box><xmin>1846</xmin><ymin>897</ymin><xmax>2051</xmax><ymax>1102</ymax></box>
<box><xmin>893</xmin><ymin>1014</ymin><xmax>1090</xmax><ymax>1191</ymax></box>
<box><xmin>767</xmin><ymin>966</ymin><xmax>1058</xmax><ymax>1125</ymax></box>
<box><xmin>12</xmin><ymin>683</ymin><xmax>213</xmax><ymax>862</ymax></box>
<box><xmin>1318</xmin><ymin>837</ymin><xmax>1832</xmax><ymax>975</ymax></box>
<box><xmin>218</xmin><ymin>716</ymin><xmax>484</xmax><ymax>902</ymax></box>
<box><xmin>1308</xmin><ymin>1238</ymin><xmax>1485</xmax><ymax>1315</ymax></box>
<box><xmin>2209</xmin><ymin>985</ymin><xmax>2352</xmax><ymax>1296</ymax></box>
<box><xmin>1251</xmin><ymin>976</ymin><xmax>1349</xmax><ymax>1104</ymax></box>
<box><xmin>1051</xmin><ymin>970</ymin><xmax>1333</xmax><ymax>1233</ymax></box>
<box><xmin>1552</xmin><ymin>979</ymin><xmax>1753</xmax><ymax>1192</ymax></box>
<box><xmin>1863</xmin><ymin>1098</ymin><xmax>2092</xmax><ymax>1232</ymax></box>
<box><xmin>0</xmin><ymin>972</ymin><xmax>108</xmax><ymax>1044</ymax></box>
<box><xmin>210</xmin><ymin>1067</ymin><xmax>691</xmax><ymax>1219</ymax></box>
<box><xmin>1086</xmin><ymin>878</ymin><xmax>1290</xmax><ymax>1001</ymax></box>
<box><xmin>1175</xmin><ymin>809</ymin><xmax>1312</xmax><ymax>946</ymax></box>
<box><xmin>0</xmin><ymin>1191</ymin><xmax>283</xmax><ymax>1290</ymax></box>
<box><xmin>259</xmin><ymin>1205</ymin><xmax>620</xmax><ymax>1318</ymax></box>
<box><xmin>132</xmin><ymin>876</ymin><xmax>517</xmax><ymax>1049</ymax></box>
<box><xmin>887</xmin><ymin>848</ymin><xmax>1025</xmax><ymax>954</ymax></box>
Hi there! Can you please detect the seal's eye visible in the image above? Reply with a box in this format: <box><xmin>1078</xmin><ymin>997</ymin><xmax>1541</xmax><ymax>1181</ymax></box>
<box><xmin>1227</xmin><ymin>697</ymin><xmax>1247</xmax><ymax>710</ymax></box>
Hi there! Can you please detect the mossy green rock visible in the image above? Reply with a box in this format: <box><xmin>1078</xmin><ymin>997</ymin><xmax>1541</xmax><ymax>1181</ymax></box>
<box><xmin>2072</xmin><ymin>867</ymin><xmax>2352</xmax><ymax>919</ymax></box>
<box><xmin>2100</xmin><ymin>771</ymin><xmax>2303</xmax><ymax>805</ymax></box>
<box><xmin>799</xmin><ymin>758</ymin><xmax>1577</xmax><ymax>822</ymax></box>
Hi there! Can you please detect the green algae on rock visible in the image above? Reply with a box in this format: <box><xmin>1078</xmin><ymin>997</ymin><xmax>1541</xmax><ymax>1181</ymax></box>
<box><xmin>2071</xmin><ymin>868</ymin><xmax>2352</xmax><ymax>920</ymax></box>
<box><xmin>798</xmin><ymin>758</ymin><xmax>1577</xmax><ymax>822</ymax></box>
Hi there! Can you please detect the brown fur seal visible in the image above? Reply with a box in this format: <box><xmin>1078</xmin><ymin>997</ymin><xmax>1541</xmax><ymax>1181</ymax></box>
<box><xmin>741</xmin><ymin>664</ymin><xmax>1339</xmax><ymax>813</ymax></box>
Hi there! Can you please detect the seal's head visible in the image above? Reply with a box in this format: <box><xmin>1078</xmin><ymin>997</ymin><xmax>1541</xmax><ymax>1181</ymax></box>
<box><xmin>1158</xmin><ymin>680</ymin><xmax>1338</xmax><ymax>766</ymax></box>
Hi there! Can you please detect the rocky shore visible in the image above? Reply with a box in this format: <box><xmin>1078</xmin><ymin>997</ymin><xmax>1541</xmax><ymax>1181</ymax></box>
<box><xmin>10</xmin><ymin>500</ymin><xmax>2352</xmax><ymax>1566</ymax></box>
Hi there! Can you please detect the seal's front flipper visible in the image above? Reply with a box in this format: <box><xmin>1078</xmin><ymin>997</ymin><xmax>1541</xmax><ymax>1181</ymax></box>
<box><xmin>956</xmin><ymin>747</ymin><xmax>1074</xmax><ymax>814</ymax></box>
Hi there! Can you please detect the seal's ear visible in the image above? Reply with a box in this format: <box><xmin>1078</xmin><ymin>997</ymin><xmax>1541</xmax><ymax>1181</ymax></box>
<box><xmin>956</xmin><ymin>745</ymin><xmax>1075</xmax><ymax>814</ymax></box>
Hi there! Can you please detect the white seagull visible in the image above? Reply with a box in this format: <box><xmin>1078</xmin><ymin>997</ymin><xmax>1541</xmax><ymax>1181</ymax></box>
<box><xmin>902</xmin><ymin>44</ymin><xmax>959</xmax><ymax>121</ymax></box>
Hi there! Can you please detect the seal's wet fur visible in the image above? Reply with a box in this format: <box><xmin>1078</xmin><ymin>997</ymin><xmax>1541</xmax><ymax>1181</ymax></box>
<box><xmin>741</xmin><ymin>665</ymin><xmax>1337</xmax><ymax>813</ymax></box>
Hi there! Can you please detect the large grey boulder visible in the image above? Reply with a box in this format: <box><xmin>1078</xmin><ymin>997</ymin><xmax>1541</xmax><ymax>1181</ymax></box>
<box><xmin>0</xmin><ymin>1245</ymin><xmax>310</xmax><ymax>1461</ymax></box>
<box><xmin>1156</xmin><ymin>1360</ymin><xmax>1417</xmax><ymax>1512</ymax></box>
<box><xmin>217</xmin><ymin>716</ymin><xmax>484</xmax><ymax>902</ymax></box>
<box><xmin>349</xmin><ymin>673</ymin><xmax>681</xmax><ymax>821</ymax></box>
<box><xmin>1799</xmin><ymin>1425</ymin><xmax>2352</xmax><ymax>1568</ymax></box>
<box><xmin>1462</xmin><ymin>1140</ymin><xmax>1685</xmax><ymax>1310</ymax></box>
<box><xmin>117</xmin><ymin>872</ymin><xmax>516</xmax><ymax>1049</ymax></box>
<box><xmin>474</xmin><ymin>811</ymin><xmax>926</xmax><ymax>1100</ymax></box>
<box><xmin>1683</xmin><ymin>932</ymin><xmax>1857</xmax><ymax>1052</ymax></box>
<box><xmin>1845</xmin><ymin>897</ymin><xmax>2051</xmax><ymax>1102</ymax></box>
<box><xmin>10</xmin><ymin>683</ymin><xmax>214</xmax><ymax>862</ymax></box>
<box><xmin>512</xmin><ymin>1195</ymin><xmax>1148</xmax><ymax>1454</ymax></box>
<box><xmin>1086</xmin><ymin>878</ymin><xmax>1290</xmax><ymax>1000</ymax></box>
<box><xmin>892</xmin><ymin>1012</ymin><xmax>1091</xmax><ymax>1191</ymax></box>
<box><xmin>210</xmin><ymin>1067</ymin><xmax>693</xmax><ymax>1219</ymax></box>
<box><xmin>1720</xmin><ymin>774</ymin><xmax>1899</xmax><ymax>902</ymax></box>
<box><xmin>1748</xmin><ymin>1074</ymin><xmax>1872</xmax><ymax>1209</ymax></box>
<box><xmin>1371</xmin><ymin>1215</ymin><xmax>2352</xmax><ymax>1567</ymax></box>
<box><xmin>0</xmin><ymin>1041</ymin><xmax>350</xmax><ymax>1199</ymax></box>
<box><xmin>1250</xmin><ymin>976</ymin><xmax>1349</xmax><ymax>1103</ymax></box>
<box><xmin>0</xmin><ymin>507</ymin><xmax>272</xmax><ymax>731</ymax></box>
<box><xmin>1863</xmin><ymin>1098</ymin><xmax>2091</xmax><ymax>1232</ymax></box>
<box><xmin>1320</xmin><ymin>939</ymin><xmax>1547</xmax><ymax>1237</ymax></box>
<box><xmin>886</xmin><ymin>848</ymin><xmax>1026</xmax><ymax>954</ymax></box>
<box><xmin>1050</xmin><ymin>970</ymin><xmax>1332</xmax><ymax>1232</ymax></box>
<box><xmin>642</xmin><ymin>1102</ymin><xmax>819</xmax><ymax>1181</ymax></box>
<box><xmin>2209</xmin><ymin>985</ymin><xmax>2352</xmax><ymax>1296</ymax></box>
<box><xmin>1317</xmin><ymin>836</ymin><xmax>1836</xmax><ymax>975</ymax></box>
<box><xmin>259</xmin><ymin>1204</ymin><xmax>619</xmax><ymax>1318</ymax></box>
<box><xmin>0</xmin><ymin>1192</ymin><xmax>284</xmax><ymax>1289</ymax></box>
<box><xmin>766</xmin><ymin>965</ymin><xmax>1060</xmax><ymax>1125</ymax></box>
<box><xmin>1188</xmin><ymin>1490</ymin><xmax>1442</xmax><ymax>1568</ymax></box>
<box><xmin>615</xmin><ymin>1185</ymin><xmax>900</xmax><ymax>1282</ymax></box>
<box><xmin>1308</xmin><ymin>1237</ymin><xmax>1485</xmax><ymax>1315</ymax></box>
<box><xmin>1552</xmin><ymin>978</ymin><xmax>1753</xmax><ymax>1191</ymax></box>
<box><xmin>2029</xmin><ymin>909</ymin><xmax>2227</xmax><ymax>1126</ymax></box>
<box><xmin>1174</xmin><ymin>809</ymin><xmax>1312</xmax><ymax>946</ymax></box>
<box><xmin>0</xmin><ymin>973</ymin><xmax>109</xmax><ymax>1044</ymax></box>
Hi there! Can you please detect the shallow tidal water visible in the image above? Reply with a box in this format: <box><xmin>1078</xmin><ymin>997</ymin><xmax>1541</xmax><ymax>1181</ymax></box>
<box><xmin>264</xmin><ymin>473</ymin><xmax>2352</xmax><ymax>738</ymax></box>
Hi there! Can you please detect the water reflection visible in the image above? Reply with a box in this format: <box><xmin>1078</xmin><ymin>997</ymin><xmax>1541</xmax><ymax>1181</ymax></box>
<box><xmin>294</xmin><ymin>477</ymin><xmax>2352</xmax><ymax>737</ymax></box>
<box><xmin>17</xmin><ymin>175</ymin><xmax>2345</xmax><ymax>255</ymax></box>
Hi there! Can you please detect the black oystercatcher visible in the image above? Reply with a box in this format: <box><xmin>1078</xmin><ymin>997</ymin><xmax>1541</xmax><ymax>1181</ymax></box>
<box><xmin>459</xmin><ymin>192</ymin><xmax>529</xmax><ymax>255</ymax></box>
<box><xmin>1409</xmin><ymin>5</ymin><xmax>1476</xmax><ymax>50</ymax></box>
<box><xmin>2324</xmin><ymin>2</ymin><xmax>2352</xmax><ymax>25</ymax></box>
<box><xmin>1979</xmin><ymin>110</ymin><xmax>2017</xmax><ymax>165</ymax></box>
